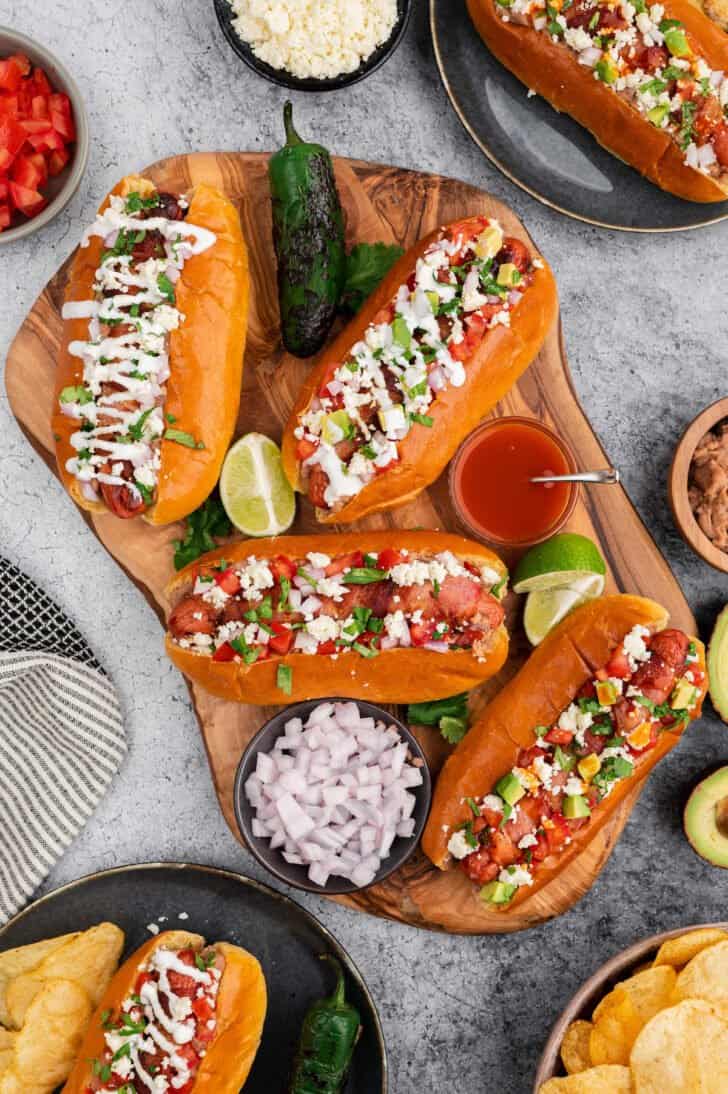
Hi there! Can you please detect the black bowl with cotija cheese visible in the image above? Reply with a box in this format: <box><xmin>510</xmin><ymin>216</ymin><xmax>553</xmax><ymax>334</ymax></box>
<box><xmin>214</xmin><ymin>0</ymin><xmax>412</xmax><ymax>91</ymax></box>
<box><xmin>234</xmin><ymin>698</ymin><xmax>431</xmax><ymax>895</ymax></box>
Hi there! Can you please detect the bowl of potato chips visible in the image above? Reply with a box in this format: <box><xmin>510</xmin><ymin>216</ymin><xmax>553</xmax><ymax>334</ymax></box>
<box><xmin>534</xmin><ymin>923</ymin><xmax>728</xmax><ymax>1093</ymax></box>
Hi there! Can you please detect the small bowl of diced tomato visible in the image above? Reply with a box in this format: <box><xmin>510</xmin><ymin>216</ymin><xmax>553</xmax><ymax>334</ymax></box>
<box><xmin>0</xmin><ymin>27</ymin><xmax>88</xmax><ymax>243</ymax></box>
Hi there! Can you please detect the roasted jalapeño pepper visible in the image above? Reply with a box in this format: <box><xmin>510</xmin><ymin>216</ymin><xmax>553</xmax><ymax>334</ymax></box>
<box><xmin>289</xmin><ymin>955</ymin><xmax>361</xmax><ymax>1093</ymax></box>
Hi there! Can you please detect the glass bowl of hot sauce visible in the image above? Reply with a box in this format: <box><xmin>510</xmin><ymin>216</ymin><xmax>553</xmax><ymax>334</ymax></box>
<box><xmin>449</xmin><ymin>416</ymin><xmax>579</xmax><ymax>547</ymax></box>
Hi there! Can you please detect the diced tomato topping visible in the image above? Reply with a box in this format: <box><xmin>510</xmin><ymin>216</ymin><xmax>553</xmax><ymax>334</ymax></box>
<box><xmin>376</xmin><ymin>547</ymin><xmax>405</xmax><ymax>570</ymax></box>
<box><xmin>0</xmin><ymin>116</ymin><xmax>26</xmax><ymax>160</ymax></box>
<box><xmin>10</xmin><ymin>54</ymin><xmax>31</xmax><ymax>77</ymax></box>
<box><xmin>296</xmin><ymin>437</ymin><xmax>319</xmax><ymax>461</ymax></box>
<box><xmin>270</xmin><ymin>554</ymin><xmax>297</xmax><ymax>580</ymax></box>
<box><xmin>605</xmin><ymin>647</ymin><xmax>632</xmax><ymax>679</ymax></box>
<box><xmin>545</xmin><ymin>813</ymin><xmax>570</xmax><ymax>854</ymax></box>
<box><xmin>269</xmin><ymin>624</ymin><xmax>295</xmax><ymax>655</ymax></box>
<box><xmin>32</xmin><ymin>67</ymin><xmax>52</xmax><ymax>95</ymax></box>
<box><xmin>47</xmin><ymin>145</ymin><xmax>70</xmax><ymax>176</ymax></box>
<box><xmin>516</xmin><ymin>745</ymin><xmax>547</xmax><ymax>767</ymax></box>
<box><xmin>0</xmin><ymin>205</ymin><xmax>10</xmax><ymax>230</ymax></box>
<box><xmin>316</xmin><ymin>639</ymin><xmax>337</xmax><ymax>655</ymax></box>
<box><xmin>9</xmin><ymin>180</ymin><xmax>46</xmax><ymax>216</ymax></box>
<box><xmin>212</xmin><ymin>642</ymin><xmax>237</xmax><ymax>663</ymax></box>
<box><xmin>324</xmin><ymin>550</ymin><xmax>363</xmax><ymax>576</ymax></box>
<box><xmin>409</xmin><ymin>620</ymin><xmax>437</xmax><ymax>646</ymax></box>
<box><xmin>0</xmin><ymin>59</ymin><xmax>22</xmax><ymax>93</ymax></box>
<box><xmin>544</xmin><ymin>726</ymin><xmax>574</xmax><ymax>746</ymax></box>
<box><xmin>214</xmin><ymin>567</ymin><xmax>241</xmax><ymax>595</ymax></box>
<box><xmin>10</xmin><ymin>152</ymin><xmax>44</xmax><ymax>190</ymax></box>
<box><xmin>28</xmin><ymin>151</ymin><xmax>48</xmax><ymax>185</ymax></box>
<box><xmin>167</xmin><ymin>967</ymin><xmax>198</xmax><ymax>999</ymax></box>
<box><xmin>488</xmin><ymin>829</ymin><xmax>520</xmax><ymax>867</ymax></box>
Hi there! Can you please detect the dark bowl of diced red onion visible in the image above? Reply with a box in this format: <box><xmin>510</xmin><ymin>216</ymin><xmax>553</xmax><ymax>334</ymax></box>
<box><xmin>234</xmin><ymin>699</ymin><xmax>432</xmax><ymax>895</ymax></box>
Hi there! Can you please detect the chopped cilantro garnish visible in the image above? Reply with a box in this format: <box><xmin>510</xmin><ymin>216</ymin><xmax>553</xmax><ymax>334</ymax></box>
<box><xmin>164</xmin><ymin>427</ymin><xmax>204</xmax><ymax>449</ymax></box>
<box><xmin>277</xmin><ymin>664</ymin><xmax>292</xmax><ymax>695</ymax></box>
<box><xmin>172</xmin><ymin>494</ymin><xmax>231</xmax><ymax>571</ymax></box>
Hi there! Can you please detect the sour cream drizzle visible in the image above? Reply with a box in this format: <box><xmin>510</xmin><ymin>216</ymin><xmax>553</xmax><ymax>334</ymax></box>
<box><xmin>60</xmin><ymin>192</ymin><xmax>216</xmax><ymax>503</ymax></box>
<box><xmin>96</xmin><ymin>945</ymin><xmax>221</xmax><ymax>1094</ymax></box>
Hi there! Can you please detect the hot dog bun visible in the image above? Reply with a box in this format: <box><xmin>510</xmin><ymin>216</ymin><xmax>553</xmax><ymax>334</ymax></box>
<box><xmin>54</xmin><ymin>174</ymin><xmax>249</xmax><ymax>525</ymax></box>
<box><xmin>62</xmin><ymin>930</ymin><xmax>267</xmax><ymax>1093</ymax></box>
<box><xmin>466</xmin><ymin>0</ymin><xmax>728</xmax><ymax>202</ymax></box>
<box><xmin>281</xmin><ymin>216</ymin><xmax>557</xmax><ymax>524</ymax></box>
<box><xmin>422</xmin><ymin>595</ymin><xmax>707</xmax><ymax>909</ymax></box>
<box><xmin>165</xmin><ymin>531</ymin><xmax>509</xmax><ymax>704</ymax></box>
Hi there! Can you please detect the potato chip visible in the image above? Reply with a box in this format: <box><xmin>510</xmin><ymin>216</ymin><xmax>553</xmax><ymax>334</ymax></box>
<box><xmin>630</xmin><ymin>999</ymin><xmax>728</xmax><ymax>1093</ymax></box>
<box><xmin>674</xmin><ymin>939</ymin><xmax>728</xmax><ymax>1006</ymax></box>
<box><xmin>590</xmin><ymin>967</ymin><xmax>676</xmax><ymax>1066</ymax></box>
<box><xmin>0</xmin><ymin>978</ymin><xmax>92</xmax><ymax>1094</ymax></box>
<box><xmin>5</xmin><ymin>922</ymin><xmax>123</xmax><ymax>1029</ymax></box>
<box><xmin>539</xmin><ymin>1064</ymin><xmax>633</xmax><ymax>1093</ymax></box>
<box><xmin>0</xmin><ymin>1030</ymin><xmax>16</xmax><ymax>1077</ymax></box>
<box><xmin>0</xmin><ymin>934</ymin><xmax>77</xmax><ymax>1028</ymax></box>
<box><xmin>561</xmin><ymin>1020</ymin><xmax>594</xmax><ymax>1074</ymax></box>
<box><xmin>652</xmin><ymin>928</ymin><xmax>728</xmax><ymax>970</ymax></box>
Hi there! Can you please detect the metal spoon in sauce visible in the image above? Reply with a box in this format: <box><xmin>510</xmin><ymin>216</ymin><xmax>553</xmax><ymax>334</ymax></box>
<box><xmin>529</xmin><ymin>468</ymin><xmax>620</xmax><ymax>485</ymax></box>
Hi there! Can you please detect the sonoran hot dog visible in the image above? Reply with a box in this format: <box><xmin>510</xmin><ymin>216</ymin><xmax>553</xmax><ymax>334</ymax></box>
<box><xmin>165</xmin><ymin>531</ymin><xmax>509</xmax><ymax>704</ymax></box>
<box><xmin>467</xmin><ymin>0</ymin><xmax>728</xmax><ymax>202</ymax></box>
<box><xmin>54</xmin><ymin>174</ymin><xmax>248</xmax><ymax>524</ymax></box>
<box><xmin>281</xmin><ymin>215</ymin><xmax>557</xmax><ymax>524</ymax></box>
<box><xmin>63</xmin><ymin>930</ymin><xmax>266</xmax><ymax>1093</ymax></box>
<box><xmin>422</xmin><ymin>595</ymin><xmax>707</xmax><ymax>910</ymax></box>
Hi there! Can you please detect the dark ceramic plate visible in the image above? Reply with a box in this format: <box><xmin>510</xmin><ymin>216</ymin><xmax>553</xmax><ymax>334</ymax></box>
<box><xmin>0</xmin><ymin>862</ymin><xmax>387</xmax><ymax>1093</ymax></box>
<box><xmin>214</xmin><ymin>0</ymin><xmax>412</xmax><ymax>91</ymax></box>
<box><xmin>431</xmin><ymin>0</ymin><xmax>728</xmax><ymax>231</ymax></box>
<box><xmin>234</xmin><ymin>699</ymin><xmax>432</xmax><ymax>896</ymax></box>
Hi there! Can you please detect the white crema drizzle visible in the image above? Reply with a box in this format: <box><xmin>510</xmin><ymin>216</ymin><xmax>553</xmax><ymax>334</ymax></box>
<box><xmin>97</xmin><ymin>946</ymin><xmax>221</xmax><ymax>1094</ymax></box>
<box><xmin>60</xmin><ymin>193</ymin><xmax>216</xmax><ymax>505</ymax></box>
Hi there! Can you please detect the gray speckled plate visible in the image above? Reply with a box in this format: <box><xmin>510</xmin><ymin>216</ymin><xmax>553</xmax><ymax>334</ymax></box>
<box><xmin>431</xmin><ymin>0</ymin><xmax>728</xmax><ymax>231</ymax></box>
<box><xmin>0</xmin><ymin>862</ymin><xmax>387</xmax><ymax>1093</ymax></box>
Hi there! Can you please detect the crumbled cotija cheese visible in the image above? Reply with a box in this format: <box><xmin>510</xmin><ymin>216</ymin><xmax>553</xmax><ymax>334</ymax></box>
<box><xmin>230</xmin><ymin>0</ymin><xmax>399</xmax><ymax>79</ymax></box>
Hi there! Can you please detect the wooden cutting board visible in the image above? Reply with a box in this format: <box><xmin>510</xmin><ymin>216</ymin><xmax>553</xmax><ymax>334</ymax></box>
<box><xmin>5</xmin><ymin>152</ymin><xmax>696</xmax><ymax>934</ymax></box>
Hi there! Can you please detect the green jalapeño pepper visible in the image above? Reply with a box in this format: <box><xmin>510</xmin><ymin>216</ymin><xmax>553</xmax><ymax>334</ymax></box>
<box><xmin>289</xmin><ymin>955</ymin><xmax>361</xmax><ymax>1093</ymax></box>
<box><xmin>269</xmin><ymin>101</ymin><xmax>346</xmax><ymax>359</ymax></box>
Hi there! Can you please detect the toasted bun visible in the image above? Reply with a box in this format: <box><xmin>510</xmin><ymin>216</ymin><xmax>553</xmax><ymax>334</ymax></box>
<box><xmin>53</xmin><ymin>174</ymin><xmax>249</xmax><ymax>525</ymax></box>
<box><xmin>466</xmin><ymin>0</ymin><xmax>728</xmax><ymax>202</ymax></box>
<box><xmin>422</xmin><ymin>595</ymin><xmax>707</xmax><ymax>910</ymax></box>
<box><xmin>281</xmin><ymin>216</ymin><xmax>558</xmax><ymax>524</ymax></box>
<box><xmin>165</xmin><ymin>531</ymin><xmax>509</xmax><ymax>704</ymax></box>
<box><xmin>62</xmin><ymin>931</ymin><xmax>266</xmax><ymax>1094</ymax></box>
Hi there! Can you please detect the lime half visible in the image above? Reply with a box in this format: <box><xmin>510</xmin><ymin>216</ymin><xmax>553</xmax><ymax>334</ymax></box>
<box><xmin>523</xmin><ymin>573</ymin><xmax>605</xmax><ymax>646</ymax></box>
<box><xmin>220</xmin><ymin>433</ymin><xmax>295</xmax><ymax>537</ymax></box>
<box><xmin>513</xmin><ymin>533</ymin><xmax>606</xmax><ymax>595</ymax></box>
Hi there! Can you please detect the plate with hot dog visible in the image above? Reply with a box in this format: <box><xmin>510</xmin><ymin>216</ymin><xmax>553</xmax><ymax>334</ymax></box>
<box><xmin>431</xmin><ymin>0</ymin><xmax>728</xmax><ymax>229</ymax></box>
<box><xmin>0</xmin><ymin>863</ymin><xmax>386</xmax><ymax>1093</ymax></box>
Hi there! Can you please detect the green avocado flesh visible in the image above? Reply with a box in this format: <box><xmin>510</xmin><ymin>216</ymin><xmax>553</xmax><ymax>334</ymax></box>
<box><xmin>708</xmin><ymin>605</ymin><xmax>728</xmax><ymax>722</ymax></box>
<box><xmin>684</xmin><ymin>767</ymin><xmax>728</xmax><ymax>868</ymax></box>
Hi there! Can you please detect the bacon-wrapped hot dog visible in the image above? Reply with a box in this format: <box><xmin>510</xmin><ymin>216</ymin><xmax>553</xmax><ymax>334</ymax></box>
<box><xmin>281</xmin><ymin>215</ymin><xmax>557</xmax><ymax>523</ymax></box>
<box><xmin>63</xmin><ymin>930</ymin><xmax>266</xmax><ymax>1094</ymax></box>
<box><xmin>422</xmin><ymin>595</ymin><xmax>707</xmax><ymax>910</ymax></box>
<box><xmin>467</xmin><ymin>0</ymin><xmax>728</xmax><ymax>202</ymax></box>
<box><xmin>165</xmin><ymin>531</ymin><xmax>509</xmax><ymax>703</ymax></box>
<box><xmin>54</xmin><ymin>174</ymin><xmax>248</xmax><ymax>524</ymax></box>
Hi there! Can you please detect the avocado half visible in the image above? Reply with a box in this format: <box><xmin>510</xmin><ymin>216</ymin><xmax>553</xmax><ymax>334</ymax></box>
<box><xmin>708</xmin><ymin>605</ymin><xmax>728</xmax><ymax>722</ymax></box>
<box><xmin>684</xmin><ymin>767</ymin><xmax>728</xmax><ymax>869</ymax></box>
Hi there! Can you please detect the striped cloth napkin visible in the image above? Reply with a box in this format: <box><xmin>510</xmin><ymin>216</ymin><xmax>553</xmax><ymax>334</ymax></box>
<box><xmin>0</xmin><ymin>558</ymin><xmax>127</xmax><ymax>925</ymax></box>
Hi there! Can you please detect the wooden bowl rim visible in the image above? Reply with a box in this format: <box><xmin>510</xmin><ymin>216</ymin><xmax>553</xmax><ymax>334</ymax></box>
<box><xmin>669</xmin><ymin>396</ymin><xmax>728</xmax><ymax>574</ymax></box>
<box><xmin>532</xmin><ymin>920</ymin><xmax>728</xmax><ymax>1089</ymax></box>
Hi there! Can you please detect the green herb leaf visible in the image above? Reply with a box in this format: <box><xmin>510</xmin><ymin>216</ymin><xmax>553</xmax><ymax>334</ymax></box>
<box><xmin>172</xmin><ymin>494</ymin><xmax>231</xmax><ymax>571</ymax></box>
<box><xmin>440</xmin><ymin>716</ymin><xmax>468</xmax><ymax>744</ymax></box>
<box><xmin>157</xmin><ymin>272</ymin><xmax>176</xmax><ymax>303</ymax></box>
<box><xmin>407</xmin><ymin>693</ymin><xmax>468</xmax><ymax>727</ymax></box>
<box><xmin>340</xmin><ymin>242</ymin><xmax>404</xmax><ymax>313</ymax></box>
<box><xmin>277</xmin><ymin>664</ymin><xmax>293</xmax><ymax>695</ymax></box>
<box><xmin>342</xmin><ymin>567</ymin><xmax>387</xmax><ymax>584</ymax></box>
<box><xmin>59</xmin><ymin>385</ymin><xmax>93</xmax><ymax>404</ymax></box>
<box><xmin>164</xmin><ymin>427</ymin><xmax>203</xmax><ymax>449</ymax></box>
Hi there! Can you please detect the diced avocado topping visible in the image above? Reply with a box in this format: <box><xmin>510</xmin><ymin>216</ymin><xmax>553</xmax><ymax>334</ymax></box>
<box><xmin>595</xmin><ymin>57</ymin><xmax>618</xmax><ymax>84</ymax></box>
<box><xmin>563</xmin><ymin>794</ymin><xmax>591</xmax><ymax>819</ymax></box>
<box><xmin>425</xmin><ymin>290</ymin><xmax>440</xmax><ymax>311</ymax></box>
<box><xmin>495</xmin><ymin>771</ymin><xmax>525</xmax><ymax>806</ymax></box>
<box><xmin>321</xmin><ymin>410</ymin><xmax>354</xmax><ymax>445</ymax></box>
<box><xmin>647</xmin><ymin>103</ymin><xmax>670</xmax><ymax>127</ymax></box>
<box><xmin>595</xmin><ymin>680</ymin><xmax>618</xmax><ymax>706</ymax></box>
<box><xmin>671</xmin><ymin>678</ymin><xmax>697</xmax><ymax>710</ymax></box>
<box><xmin>391</xmin><ymin>315</ymin><xmax>411</xmax><ymax>351</ymax></box>
<box><xmin>475</xmin><ymin>224</ymin><xmax>504</xmax><ymax>259</ymax></box>
<box><xmin>480</xmin><ymin>880</ymin><xmax>517</xmax><ymax>904</ymax></box>
<box><xmin>496</xmin><ymin>262</ymin><xmax>520</xmax><ymax>288</ymax></box>
<box><xmin>662</xmin><ymin>25</ymin><xmax>690</xmax><ymax>57</ymax></box>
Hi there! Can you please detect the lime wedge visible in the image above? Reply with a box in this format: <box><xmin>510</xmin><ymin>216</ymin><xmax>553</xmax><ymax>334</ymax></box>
<box><xmin>220</xmin><ymin>433</ymin><xmax>295</xmax><ymax>537</ymax></box>
<box><xmin>513</xmin><ymin>533</ymin><xmax>606</xmax><ymax>594</ymax></box>
<box><xmin>523</xmin><ymin>573</ymin><xmax>605</xmax><ymax>646</ymax></box>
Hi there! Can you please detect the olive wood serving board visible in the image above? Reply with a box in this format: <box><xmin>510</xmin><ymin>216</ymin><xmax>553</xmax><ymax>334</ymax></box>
<box><xmin>5</xmin><ymin>152</ymin><xmax>696</xmax><ymax>934</ymax></box>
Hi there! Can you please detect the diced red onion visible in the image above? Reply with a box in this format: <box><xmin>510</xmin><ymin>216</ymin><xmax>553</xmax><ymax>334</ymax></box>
<box><xmin>697</xmin><ymin>143</ymin><xmax>717</xmax><ymax>168</ymax></box>
<box><xmin>326</xmin><ymin>380</ymin><xmax>344</xmax><ymax>396</ymax></box>
<box><xmin>423</xmin><ymin>640</ymin><xmax>450</xmax><ymax>653</ymax></box>
<box><xmin>288</xmin><ymin>588</ymin><xmax>303</xmax><ymax>610</ymax></box>
<box><xmin>711</xmin><ymin>70</ymin><xmax>724</xmax><ymax>87</ymax></box>
<box><xmin>507</xmin><ymin>290</ymin><xmax>523</xmax><ymax>307</ymax></box>
<box><xmin>80</xmin><ymin>482</ymin><xmax>99</xmax><ymax>502</ymax></box>
<box><xmin>60</xmin><ymin>402</ymin><xmax>81</xmax><ymax>418</ymax></box>
<box><xmin>243</xmin><ymin>701</ymin><xmax>423</xmax><ymax>889</ymax></box>
<box><xmin>300</xmin><ymin>595</ymin><xmax>322</xmax><ymax>614</ymax></box>
<box><xmin>165</xmin><ymin>264</ymin><xmax>181</xmax><ymax>283</ymax></box>
<box><xmin>104</xmin><ymin>230</ymin><xmax>119</xmax><ymax>247</ymax></box>
<box><xmin>579</xmin><ymin>46</ymin><xmax>602</xmax><ymax>68</ymax></box>
<box><xmin>428</xmin><ymin>366</ymin><xmax>446</xmax><ymax>391</ymax></box>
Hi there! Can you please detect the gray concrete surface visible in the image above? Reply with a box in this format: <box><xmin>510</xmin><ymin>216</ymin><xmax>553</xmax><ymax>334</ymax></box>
<box><xmin>1</xmin><ymin>1</ymin><xmax>728</xmax><ymax>1091</ymax></box>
